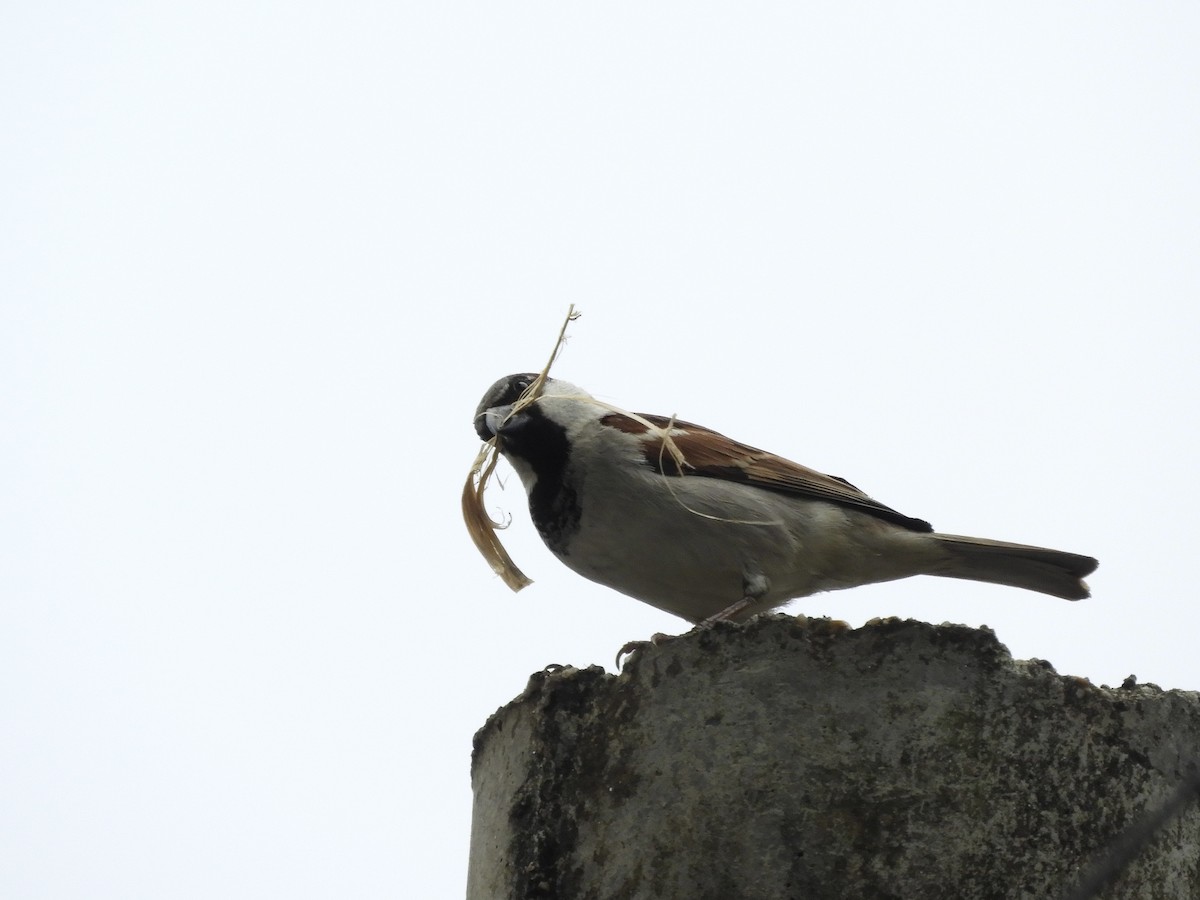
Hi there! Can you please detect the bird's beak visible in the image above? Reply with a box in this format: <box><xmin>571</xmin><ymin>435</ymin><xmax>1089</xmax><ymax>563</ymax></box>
<box><xmin>475</xmin><ymin>404</ymin><xmax>514</xmax><ymax>442</ymax></box>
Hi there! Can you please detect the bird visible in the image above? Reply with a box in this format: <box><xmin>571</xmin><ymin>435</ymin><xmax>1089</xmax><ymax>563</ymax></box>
<box><xmin>473</xmin><ymin>373</ymin><xmax>1097</xmax><ymax>625</ymax></box>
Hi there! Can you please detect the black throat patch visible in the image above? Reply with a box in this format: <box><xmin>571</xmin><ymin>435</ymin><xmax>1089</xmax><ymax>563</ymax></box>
<box><xmin>497</xmin><ymin>405</ymin><xmax>581</xmax><ymax>555</ymax></box>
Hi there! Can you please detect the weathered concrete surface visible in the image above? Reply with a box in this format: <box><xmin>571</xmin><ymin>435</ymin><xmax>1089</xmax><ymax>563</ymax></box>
<box><xmin>466</xmin><ymin>615</ymin><xmax>1200</xmax><ymax>900</ymax></box>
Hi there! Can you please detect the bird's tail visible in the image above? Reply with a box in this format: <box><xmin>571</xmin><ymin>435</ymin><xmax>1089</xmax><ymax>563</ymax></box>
<box><xmin>930</xmin><ymin>533</ymin><xmax>1098</xmax><ymax>600</ymax></box>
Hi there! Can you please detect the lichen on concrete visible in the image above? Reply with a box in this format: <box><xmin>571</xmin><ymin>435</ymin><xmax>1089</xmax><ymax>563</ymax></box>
<box><xmin>466</xmin><ymin>615</ymin><xmax>1200</xmax><ymax>900</ymax></box>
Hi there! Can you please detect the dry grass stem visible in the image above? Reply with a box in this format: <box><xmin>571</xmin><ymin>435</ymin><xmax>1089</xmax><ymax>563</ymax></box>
<box><xmin>462</xmin><ymin>305</ymin><xmax>579</xmax><ymax>592</ymax></box>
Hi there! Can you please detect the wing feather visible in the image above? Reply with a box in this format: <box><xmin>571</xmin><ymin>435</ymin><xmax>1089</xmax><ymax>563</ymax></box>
<box><xmin>602</xmin><ymin>412</ymin><xmax>933</xmax><ymax>532</ymax></box>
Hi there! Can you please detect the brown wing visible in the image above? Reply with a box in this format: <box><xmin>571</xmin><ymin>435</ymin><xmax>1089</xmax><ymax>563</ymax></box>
<box><xmin>602</xmin><ymin>412</ymin><xmax>933</xmax><ymax>532</ymax></box>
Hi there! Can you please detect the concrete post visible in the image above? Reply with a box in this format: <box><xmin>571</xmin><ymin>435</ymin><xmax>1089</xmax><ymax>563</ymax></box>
<box><xmin>466</xmin><ymin>615</ymin><xmax>1200</xmax><ymax>900</ymax></box>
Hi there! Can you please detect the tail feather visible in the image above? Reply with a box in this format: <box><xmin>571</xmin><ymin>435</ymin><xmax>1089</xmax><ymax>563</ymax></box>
<box><xmin>931</xmin><ymin>533</ymin><xmax>1098</xmax><ymax>600</ymax></box>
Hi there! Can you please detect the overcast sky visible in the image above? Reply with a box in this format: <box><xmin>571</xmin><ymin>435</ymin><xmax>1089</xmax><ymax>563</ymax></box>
<box><xmin>3</xmin><ymin>4</ymin><xmax>1199</xmax><ymax>898</ymax></box>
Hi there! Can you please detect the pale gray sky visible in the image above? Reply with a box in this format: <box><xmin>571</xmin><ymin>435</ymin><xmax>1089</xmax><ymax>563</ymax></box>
<box><xmin>3</xmin><ymin>4</ymin><xmax>1198</xmax><ymax>898</ymax></box>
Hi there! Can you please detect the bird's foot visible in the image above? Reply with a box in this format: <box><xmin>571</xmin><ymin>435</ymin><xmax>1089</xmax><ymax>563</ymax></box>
<box><xmin>616</xmin><ymin>594</ymin><xmax>761</xmax><ymax>668</ymax></box>
<box><xmin>615</xmin><ymin>632</ymin><xmax>676</xmax><ymax>668</ymax></box>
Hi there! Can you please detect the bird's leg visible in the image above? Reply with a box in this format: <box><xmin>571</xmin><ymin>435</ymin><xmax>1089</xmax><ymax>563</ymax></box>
<box><xmin>614</xmin><ymin>596</ymin><xmax>754</xmax><ymax>667</ymax></box>
<box><xmin>696</xmin><ymin>595</ymin><xmax>756</xmax><ymax>628</ymax></box>
<box><xmin>697</xmin><ymin>569</ymin><xmax>769</xmax><ymax>627</ymax></box>
<box><xmin>616</xmin><ymin>571</ymin><xmax>769</xmax><ymax>667</ymax></box>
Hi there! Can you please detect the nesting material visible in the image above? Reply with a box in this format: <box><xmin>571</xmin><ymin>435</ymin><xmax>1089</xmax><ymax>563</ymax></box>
<box><xmin>462</xmin><ymin>306</ymin><xmax>579</xmax><ymax>592</ymax></box>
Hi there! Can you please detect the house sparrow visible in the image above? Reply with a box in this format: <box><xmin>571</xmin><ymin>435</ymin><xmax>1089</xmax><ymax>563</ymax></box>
<box><xmin>473</xmin><ymin>373</ymin><xmax>1097</xmax><ymax>625</ymax></box>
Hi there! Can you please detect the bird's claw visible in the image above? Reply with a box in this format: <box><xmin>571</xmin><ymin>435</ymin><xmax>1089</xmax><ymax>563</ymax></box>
<box><xmin>615</xmin><ymin>632</ymin><xmax>676</xmax><ymax>668</ymax></box>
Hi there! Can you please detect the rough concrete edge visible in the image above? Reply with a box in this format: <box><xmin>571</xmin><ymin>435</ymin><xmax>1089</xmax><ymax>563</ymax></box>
<box><xmin>472</xmin><ymin>614</ymin><xmax>1197</xmax><ymax>769</ymax></box>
